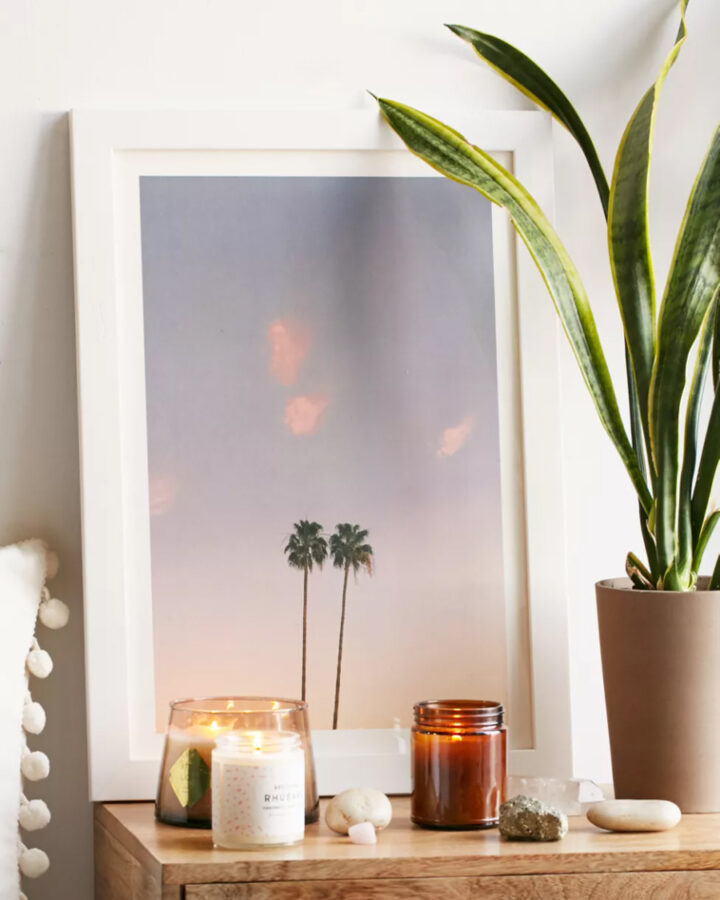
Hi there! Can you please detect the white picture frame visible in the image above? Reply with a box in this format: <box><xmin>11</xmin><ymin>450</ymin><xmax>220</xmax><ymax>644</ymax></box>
<box><xmin>70</xmin><ymin>106</ymin><xmax>572</xmax><ymax>800</ymax></box>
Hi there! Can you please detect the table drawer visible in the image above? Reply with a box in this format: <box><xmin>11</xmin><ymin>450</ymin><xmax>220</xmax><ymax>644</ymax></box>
<box><xmin>186</xmin><ymin>870</ymin><xmax>720</xmax><ymax>899</ymax></box>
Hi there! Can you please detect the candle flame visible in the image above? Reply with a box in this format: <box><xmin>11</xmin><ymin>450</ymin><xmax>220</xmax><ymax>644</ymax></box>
<box><xmin>252</xmin><ymin>732</ymin><xmax>263</xmax><ymax>752</ymax></box>
<box><xmin>451</xmin><ymin>734</ymin><xmax>462</xmax><ymax>742</ymax></box>
<box><xmin>210</xmin><ymin>720</ymin><xmax>219</xmax><ymax>732</ymax></box>
<box><xmin>226</xmin><ymin>700</ymin><xmax>235</xmax><ymax>711</ymax></box>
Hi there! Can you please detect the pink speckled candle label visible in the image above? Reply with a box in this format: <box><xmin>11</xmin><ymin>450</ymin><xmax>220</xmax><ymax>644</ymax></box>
<box><xmin>212</xmin><ymin>751</ymin><xmax>305</xmax><ymax>846</ymax></box>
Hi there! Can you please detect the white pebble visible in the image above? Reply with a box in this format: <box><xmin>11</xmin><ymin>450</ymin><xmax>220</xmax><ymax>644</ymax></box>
<box><xmin>21</xmin><ymin>751</ymin><xmax>50</xmax><ymax>782</ymax></box>
<box><xmin>22</xmin><ymin>701</ymin><xmax>46</xmax><ymax>735</ymax></box>
<box><xmin>348</xmin><ymin>821</ymin><xmax>377</xmax><ymax>844</ymax></box>
<box><xmin>19</xmin><ymin>799</ymin><xmax>51</xmax><ymax>832</ymax></box>
<box><xmin>27</xmin><ymin>649</ymin><xmax>53</xmax><ymax>679</ymax></box>
<box><xmin>39</xmin><ymin>597</ymin><xmax>69</xmax><ymax>630</ymax></box>
<box><xmin>325</xmin><ymin>789</ymin><xmax>393</xmax><ymax>834</ymax></box>
<box><xmin>587</xmin><ymin>799</ymin><xmax>681</xmax><ymax>832</ymax></box>
<box><xmin>19</xmin><ymin>846</ymin><xmax>49</xmax><ymax>878</ymax></box>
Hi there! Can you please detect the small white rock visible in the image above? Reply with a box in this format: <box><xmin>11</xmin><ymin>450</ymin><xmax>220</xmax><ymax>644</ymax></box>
<box><xmin>27</xmin><ymin>649</ymin><xmax>53</xmax><ymax>679</ymax></box>
<box><xmin>19</xmin><ymin>799</ymin><xmax>51</xmax><ymax>832</ymax></box>
<box><xmin>587</xmin><ymin>799</ymin><xmax>681</xmax><ymax>833</ymax></box>
<box><xmin>39</xmin><ymin>597</ymin><xmax>70</xmax><ymax>630</ymax></box>
<box><xmin>21</xmin><ymin>751</ymin><xmax>50</xmax><ymax>782</ymax></box>
<box><xmin>325</xmin><ymin>789</ymin><xmax>392</xmax><ymax>835</ymax></box>
<box><xmin>19</xmin><ymin>846</ymin><xmax>50</xmax><ymax>878</ymax></box>
<box><xmin>348</xmin><ymin>821</ymin><xmax>377</xmax><ymax>845</ymax></box>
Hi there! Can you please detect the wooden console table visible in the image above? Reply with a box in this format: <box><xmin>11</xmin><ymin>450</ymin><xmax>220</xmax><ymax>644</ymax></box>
<box><xmin>96</xmin><ymin>798</ymin><xmax>720</xmax><ymax>899</ymax></box>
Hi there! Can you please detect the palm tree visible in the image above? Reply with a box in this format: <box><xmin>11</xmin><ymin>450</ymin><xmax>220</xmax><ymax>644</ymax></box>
<box><xmin>284</xmin><ymin>520</ymin><xmax>328</xmax><ymax>701</ymax></box>
<box><xmin>329</xmin><ymin>523</ymin><xmax>374</xmax><ymax>729</ymax></box>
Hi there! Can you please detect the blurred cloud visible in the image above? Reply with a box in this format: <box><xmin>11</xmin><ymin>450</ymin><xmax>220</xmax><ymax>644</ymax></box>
<box><xmin>285</xmin><ymin>393</ymin><xmax>330</xmax><ymax>436</ymax></box>
<box><xmin>149</xmin><ymin>472</ymin><xmax>178</xmax><ymax>516</ymax></box>
<box><xmin>268</xmin><ymin>318</ymin><xmax>311</xmax><ymax>386</ymax></box>
<box><xmin>437</xmin><ymin>415</ymin><xmax>475</xmax><ymax>459</ymax></box>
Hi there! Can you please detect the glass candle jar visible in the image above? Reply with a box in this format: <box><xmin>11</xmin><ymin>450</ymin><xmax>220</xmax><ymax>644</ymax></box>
<box><xmin>156</xmin><ymin>697</ymin><xmax>318</xmax><ymax>828</ymax></box>
<box><xmin>411</xmin><ymin>699</ymin><xmax>506</xmax><ymax>829</ymax></box>
<box><xmin>212</xmin><ymin>731</ymin><xmax>305</xmax><ymax>849</ymax></box>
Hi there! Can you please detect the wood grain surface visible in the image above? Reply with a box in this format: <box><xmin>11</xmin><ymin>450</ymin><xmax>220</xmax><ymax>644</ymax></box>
<box><xmin>186</xmin><ymin>872</ymin><xmax>720</xmax><ymax>899</ymax></box>
<box><xmin>96</xmin><ymin>797</ymin><xmax>720</xmax><ymax>895</ymax></box>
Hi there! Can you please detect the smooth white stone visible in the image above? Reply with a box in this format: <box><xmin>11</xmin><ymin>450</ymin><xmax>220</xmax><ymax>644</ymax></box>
<box><xmin>325</xmin><ymin>788</ymin><xmax>392</xmax><ymax>834</ymax></box>
<box><xmin>348</xmin><ymin>821</ymin><xmax>377</xmax><ymax>844</ymax></box>
<box><xmin>587</xmin><ymin>799</ymin><xmax>681</xmax><ymax>832</ymax></box>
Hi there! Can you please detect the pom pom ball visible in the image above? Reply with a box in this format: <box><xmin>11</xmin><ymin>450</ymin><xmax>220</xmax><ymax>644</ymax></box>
<box><xmin>27</xmin><ymin>649</ymin><xmax>53</xmax><ymax>679</ymax></box>
<box><xmin>19</xmin><ymin>846</ymin><xmax>49</xmax><ymax>878</ymax></box>
<box><xmin>19</xmin><ymin>799</ymin><xmax>51</xmax><ymax>832</ymax></box>
<box><xmin>21</xmin><ymin>751</ymin><xmax>50</xmax><ymax>782</ymax></box>
<box><xmin>22</xmin><ymin>701</ymin><xmax>46</xmax><ymax>735</ymax></box>
<box><xmin>38</xmin><ymin>596</ymin><xmax>69</xmax><ymax>630</ymax></box>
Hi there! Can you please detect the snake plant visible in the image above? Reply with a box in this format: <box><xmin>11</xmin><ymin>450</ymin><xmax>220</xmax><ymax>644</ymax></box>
<box><xmin>375</xmin><ymin>1</ymin><xmax>720</xmax><ymax>591</ymax></box>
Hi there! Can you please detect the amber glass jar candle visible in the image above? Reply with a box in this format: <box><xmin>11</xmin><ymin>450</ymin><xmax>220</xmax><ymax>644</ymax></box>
<box><xmin>412</xmin><ymin>700</ymin><xmax>506</xmax><ymax>829</ymax></box>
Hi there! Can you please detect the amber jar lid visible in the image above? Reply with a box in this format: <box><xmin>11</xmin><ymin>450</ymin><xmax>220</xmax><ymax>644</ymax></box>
<box><xmin>413</xmin><ymin>699</ymin><xmax>504</xmax><ymax>733</ymax></box>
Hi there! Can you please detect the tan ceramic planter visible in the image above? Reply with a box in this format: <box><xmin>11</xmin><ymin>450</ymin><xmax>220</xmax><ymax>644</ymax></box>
<box><xmin>597</xmin><ymin>577</ymin><xmax>720</xmax><ymax>812</ymax></box>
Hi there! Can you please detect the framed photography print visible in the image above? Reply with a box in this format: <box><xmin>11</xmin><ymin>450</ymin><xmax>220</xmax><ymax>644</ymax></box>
<box><xmin>71</xmin><ymin>106</ymin><xmax>572</xmax><ymax>800</ymax></box>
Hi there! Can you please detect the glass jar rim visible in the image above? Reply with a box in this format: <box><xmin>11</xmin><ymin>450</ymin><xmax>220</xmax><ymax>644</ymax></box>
<box><xmin>414</xmin><ymin>699</ymin><xmax>504</xmax><ymax>731</ymax></box>
<box><xmin>169</xmin><ymin>696</ymin><xmax>307</xmax><ymax>715</ymax></box>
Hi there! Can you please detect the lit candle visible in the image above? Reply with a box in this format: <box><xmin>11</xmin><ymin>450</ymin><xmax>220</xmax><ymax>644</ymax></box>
<box><xmin>411</xmin><ymin>700</ymin><xmax>506</xmax><ymax>829</ymax></box>
<box><xmin>212</xmin><ymin>731</ymin><xmax>305</xmax><ymax>848</ymax></box>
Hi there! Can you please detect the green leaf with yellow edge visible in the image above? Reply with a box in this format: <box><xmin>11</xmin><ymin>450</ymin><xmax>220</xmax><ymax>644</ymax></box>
<box><xmin>375</xmin><ymin>96</ymin><xmax>652</xmax><ymax>516</ymax></box>
<box><xmin>650</xmin><ymin>124</ymin><xmax>720</xmax><ymax>576</ymax></box>
<box><xmin>446</xmin><ymin>23</ymin><xmax>609</xmax><ymax>214</ymax></box>
<box><xmin>607</xmin><ymin>0</ymin><xmax>688</xmax><ymax>461</ymax></box>
<box><xmin>169</xmin><ymin>748</ymin><xmax>210</xmax><ymax>809</ymax></box>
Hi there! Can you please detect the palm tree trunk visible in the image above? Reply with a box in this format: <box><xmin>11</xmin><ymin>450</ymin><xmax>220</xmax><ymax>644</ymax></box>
<box><xmin>332</xmin><ymin>563</ymin><xmax>350</xmax><ymax>729</ymax></box>
<box><xmin>302</xmin><ymin>565</ymin><xmax>309</xmax><ymax>701</ymax></box>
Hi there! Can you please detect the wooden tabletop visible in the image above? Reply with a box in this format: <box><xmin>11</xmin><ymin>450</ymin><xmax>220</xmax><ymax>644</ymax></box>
<box><xmin>97</xmin><ymin>798</ymin><xmax>720</xmax><ymax>887</ymax></box>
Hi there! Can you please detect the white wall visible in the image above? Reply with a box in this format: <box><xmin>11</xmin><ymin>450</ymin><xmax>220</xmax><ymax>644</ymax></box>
<box><xmin>1</xmin><ymin>1</ymin><xmax>718</xmax><ymax>896</ymax></box>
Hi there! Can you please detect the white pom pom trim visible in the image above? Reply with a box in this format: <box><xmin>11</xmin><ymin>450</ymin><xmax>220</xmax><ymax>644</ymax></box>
<box><xmin>19</xmin><ymin>845</ymin><xmax>50</xmax><ymax>878</ymax></box>
<box><xmin>21</xmin><ymin>751</ymin><xmax>50</xmax><ymax>782</ymax></box>
<box><xmin>38</xmin><ymin>596</ymin><xmax>70</xmax><ymax>630</ymax></box>
<box><xmin>26</xmin><ymin>642</ymin><xmax>53</xmax><ymax>679</ymax></box>
<box><xmin>19</xmin><ymin>798</ymin><xmax>51</xmax><ymax>832</ymax></box>
<box><xmin>22</xmin><ymin>699</ymin><xmax>46</xmax><ymax>735</ymax></box>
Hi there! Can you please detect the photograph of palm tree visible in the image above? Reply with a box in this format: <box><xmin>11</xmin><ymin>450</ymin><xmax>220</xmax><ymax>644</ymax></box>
<box><xmin>141</xmin><ymin>174</ymin><xmax>507</xmax><ymax>732</ymax></box>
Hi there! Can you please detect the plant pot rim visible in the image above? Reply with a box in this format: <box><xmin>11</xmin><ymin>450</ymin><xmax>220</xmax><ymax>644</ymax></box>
<box><xmin>596</xmin><ymin>576</ymin><xmax>716</xmax><ymax>594</ymax></box>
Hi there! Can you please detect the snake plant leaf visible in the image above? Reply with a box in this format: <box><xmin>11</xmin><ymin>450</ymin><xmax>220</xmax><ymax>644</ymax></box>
<box><xmin>711</xmin><ymin>554</ymin><xmax>720</xmax><ymax>590</ymax></box>
<box><xmin>677</xmin><ymin>303</ymin><xmax>715</xmax><ymax>575</ymax></box>
<box><xmin>446</xmin><ymin>24</ymin><xmax>609</xmax><ymax>214</ymax></box>
<box><xmin>607</xmin><ymin>0</ymin><xmax>688</xmax><ymax>455</ymax></box>
<box><xmin>692</xmin><ymin>510</ymin><xmax>720</xmax><ymax>575</ymax></box>
<box><xmin>692</xmin><ymin>319</ymin><xmax>720</xmax><ymax>543</ymax></box>
<box><xmin>650</xmin><ymin>124</ymin><xmax>720</xmax><ymax>576</ymax></box>
<box><xmin>376</xmin><ymin>97</ymin><xmax>652</xmax><ymax>514</ymax></box>
<box><xmin>713</xmin><ymin>301</ymin><xmax>720</xmax><ymax>391</ymax></box>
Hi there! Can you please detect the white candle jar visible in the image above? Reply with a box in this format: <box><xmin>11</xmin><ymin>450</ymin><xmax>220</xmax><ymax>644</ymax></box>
<box><xmin>212</xmin><ymin>731</ymin><xmax>305</xmax><ymax>849</ymax></box>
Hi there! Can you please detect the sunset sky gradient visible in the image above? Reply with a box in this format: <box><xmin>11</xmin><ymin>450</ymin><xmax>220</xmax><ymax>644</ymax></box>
<box><xmin>140</xmin><ymin>175</ymin><xmax>506</xmax><ymax>731</ymax></box>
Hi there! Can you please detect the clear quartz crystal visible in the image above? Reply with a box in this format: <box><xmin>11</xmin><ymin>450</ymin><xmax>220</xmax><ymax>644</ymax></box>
<box><xmin>505</xmin><ymin>777</ymin><xmax>605</xmax><ymax>815</ymax></box>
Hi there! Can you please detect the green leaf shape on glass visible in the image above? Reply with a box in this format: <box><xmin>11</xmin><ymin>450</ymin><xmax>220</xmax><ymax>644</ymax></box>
<box><xmin>168</xmin><ymin>748</ymin><xmax>210</xmax><ymax>809</ymax></box>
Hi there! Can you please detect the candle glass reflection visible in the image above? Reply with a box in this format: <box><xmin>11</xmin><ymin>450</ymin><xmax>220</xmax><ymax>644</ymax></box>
<box><xmin>156</xmin><ymin>697</ymin><xmax>318</xmax><ymax>828</ymax></box>
<box><xmin>411</xmin><ymin>699</ymin><xmax>506</xmax><ymax>829</ymax></box>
